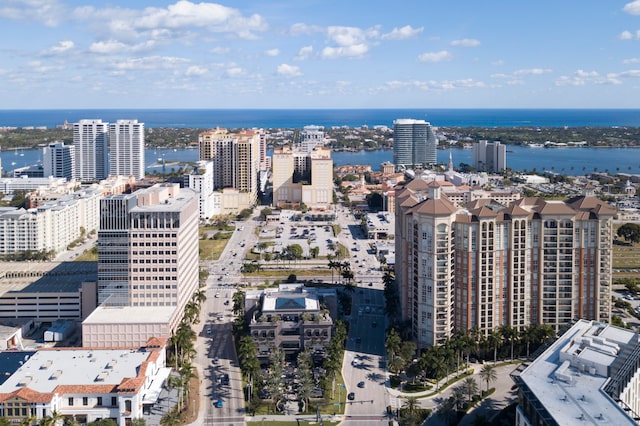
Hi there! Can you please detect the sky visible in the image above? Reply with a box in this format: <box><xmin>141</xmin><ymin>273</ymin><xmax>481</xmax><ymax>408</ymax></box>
<box><xmin>3</xmin><ymin>0</ymin><xmax>640</xmax><ymax>109</ymax></box>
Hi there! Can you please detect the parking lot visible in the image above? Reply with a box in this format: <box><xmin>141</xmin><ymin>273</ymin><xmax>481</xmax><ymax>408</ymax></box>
<box><xmin>257</xmin><ymin>217</ymin><xmax>338</xmax><ymax>258</ymax></box>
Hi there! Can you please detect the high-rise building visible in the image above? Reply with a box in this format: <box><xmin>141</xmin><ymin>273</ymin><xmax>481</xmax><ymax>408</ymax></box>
<box><xmin>472</xmin><ymin>140</ymin><xmax>506</xmax><ymax>173</ymax></box>
<box><xmin>393</xmin><ymin>119</ymin><xmax>438</xmax><ymax>170</ymax></box>
<box><xmin>272</xmin><ymin>146</ymin><xmax>333</xmax><ymax>209</ymax></box>
<box><xmin>109</xmin><ymin>119</ymin><xmax>145</xmax><ymax>179</ymax></box>
<box><xmin>183</xmin><ymin>161</ymin><xmax>215</xmax><ymax>219</ymax></box>
<box><xmin>395</xmin><ymin>180</ymin><xmax>615</xmax><ymax>348</ymax></box>
<box><xmin>299</xmin><ymin>125</ymin><xmax>326</xmax><ymax>153</ymax></box>
<box><xmin>42</xmin><ymin>141</ymin><xmax>74</xmax><ymax>179</ymax></box>
<box><xmin>73</xmin><ymin>119</ymin><xmax>109</xmax><ymax>182</ymax></box>
<box><xmin>198</xmin><ymin>128</ymin><xmax>260</xmax><ymax>212</ymax></box>
<box><xmin>512</xmin><ymin>319</ymin><xmax>640</xmax><ymax>426</ymax></box>
<box><xmin>83</xmin><ymin>184</ymin><xmax>199</xmax><ymax>347</ymax></box>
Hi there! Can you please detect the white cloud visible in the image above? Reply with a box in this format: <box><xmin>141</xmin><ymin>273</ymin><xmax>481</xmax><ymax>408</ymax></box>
<box><xmin>623</xmin><ymin>57</ymin><xmax>640</xmax><ymax>64</ymax></box>
<box><xmin>623</xmin><ymin>0</ymin><xmax>640</xmax><ymax>15</ymax></box>
<box><xmin>295</xmin><ymin>45</ymin><xmax>313</xmax><ymax>61</ymax></box>
<box><xmin>375</xmin><ymin>78</ymin><xmax>485</xmax><ymax>93</ymax></box>
<box><xmin>112</xmin><ymin>56</ymin><xmax>189</xmax><ymax>70</ymax></box>
<box><xmin>451</xmin><ymin>38</ymin><xmax>480</xmax><ymax>47</ymax></box>
<box><xmin>0</xmin><ymin>0</ymin><xmax>66</xmax><ymax>27</ymax></box>
<box><xmin>381</xmin><ymin>25</ymin><xmax>423</xmax><ymax>40</ymax></box>
<box><xmin>513</xmin><ymin>68</ymin><xmax>552</xmax><ymax>76</ymax></box>
<box><xmin>225</xmin><ymin>67</ymin><xmax>244</xmax><ymax>77</ymax></box>
<box><xmin>417</xmin><ymin>50</ymin><xmax>453</xmax><ymax>63</ymax></box>
<box><xmin>186</xmin><ymin>65</ymin><xmax>208</xmax><ymax>76</ymax></box>
<box><xmin>211</xmin><ymin>47</ymin><xmax>230</xmax><ymax>54</ymax></box>
<box><xmin>620</xmin><ymin>30</ymin><xmax>634</xmax><ymax>40</ymax></box>
<box><xmin>289</xmin><ymin>23</ymin><xmax>323</xmax><ymax>36</ymax></box>
<box><xmin>43</xmin><ymin>40</ymin><xmax>75</xmax><ymax>55</ymax></box>
<box><xmin>27</xmin><ymin>60</ymin><xmax>63</xmax><ymax>73</ymax></box>
<box><xmin>327</xmin><ymin>26</ymin><xmax>378</xmax><ymax>47</ymax></box>
<box><xmin>265</xmin><ymin>48</ymin><xmax>280</xmax><ymax>57</ymax></box>
<box><xmin>555</xmin><ymin>69</ymin><xmax>621</xmax><ymax>86</ymax></box>
<box><xmin>277</xmin><ymin>64</ymin><xmax>302</xmax><ymax>77</ymax></box>
<box><xmin>89</xmin><ymin>39</ymin><xmax>156</xmax><ymax>54</ymax></box>
<box><xmin>321</xmin><ymin>44</ymin><xmax>369</xmax><ymax>59</ymax></box>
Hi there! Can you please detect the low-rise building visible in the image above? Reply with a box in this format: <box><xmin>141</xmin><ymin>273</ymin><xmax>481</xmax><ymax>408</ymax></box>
<box><xmin>246</xmin><ymin>284</ymin><xmax>336</xmax><ymax>363</ymax></box>
<box><xmin>512</xmin><ymin>319</ymin><xmax>640</xmax><ymax>426</ymax></box>
<box><xmin>0</xmin><ymin>338</ymin><xmax>170</xmax><ymax>426</ymax></box>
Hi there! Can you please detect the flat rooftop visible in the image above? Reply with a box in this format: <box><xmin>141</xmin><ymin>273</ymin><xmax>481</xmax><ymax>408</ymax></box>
<box><xmin>0</xmin><ymin>261</ymin><xmax>97</xmax><ymax>294</ymax></box>
<box><xmin>519</xmin><ymin>320</ymin><xmax>637</xmax><ymax>425</ymax></box>
<box><xmin>83</xmin><ymin>305</ymin><xmax>176</xmax><ymax>324</ymax></box>
<box><xmin>0</xmin><ymin>348</ymin><xmax>151</xmax><ymax>394</ymax></box>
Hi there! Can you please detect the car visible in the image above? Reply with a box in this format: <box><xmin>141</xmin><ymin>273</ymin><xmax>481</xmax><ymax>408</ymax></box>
<box><xmin>224</xmin><ymin>300</ymin><xmax>230</xmax><ymax>305</ymax></box>
<box><xmin>368</xmin><ymin>282</ymin><xmax>373</xmax><ymax>287</ymax></box>
<box><xmin>351</xmin><ymin>359</ymin><xmax>360</xmax><ymax>367</ymax></box>
<box><xmin>213</xmin><ymin>357</ymin><xmax>219</xmax><ymax>364</ymax></box>
<box><xmin>222</xmin><ymin>373</ymin><xmax>230</xmax><ymax>385</ymax></box>
<box><xmin>347</xmin><ymin>392</ymin><xmax>355</xmax><ymax>401</ymax></box>
<box><xmin>206</xmin><ymin>328</ymin><xmax>212</xmax><ymax>334</ymax></box>
<box><xmin>357</xmin><ymin>381</ymin><xmax>365</xmax><ymax>388</ymax></box>
<box><xmin>215</xmin><ymin>293</ymin><xmax>220</xmax><ymax>298</ymax></box>
<box><xmin>214</xmin><ymin>398</ymin><xmax>223</xmax><ymax>408</ymax></box>
<box><xmin>218</xmin><ymin>315</ymin><xmax>224</xmax><ymax>321</ymax></box>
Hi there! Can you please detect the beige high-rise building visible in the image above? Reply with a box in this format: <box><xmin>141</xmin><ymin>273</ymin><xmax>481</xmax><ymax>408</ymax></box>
<box><xmin>82</xmin><ymin>183</ymin><xmax>199</xmax><ymax>347</ymax></box>
<box><xmin>396</xmin><ymin>180</ymin><xmax>615</xmax><ymax>348</ymax></box>
<box><xmin>272</xmin><ymin>146</ymin><xmax>333</xmax><ymax>210</ymax></box>
<box><xmin>198</xmin><ymin>128</ymin><xmax>260</xmax><ymax>213</ymax></box>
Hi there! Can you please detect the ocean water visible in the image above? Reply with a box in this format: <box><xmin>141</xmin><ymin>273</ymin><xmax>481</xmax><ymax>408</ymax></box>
<box><xmin>3</xmin><ymin>146</ymin><xmax>639</xmax><ymax>174</ymax></box>
<box><xmin>2</xmin><ymin>108</ymin><xmax>640</xmax><ymax>129</ymax></box>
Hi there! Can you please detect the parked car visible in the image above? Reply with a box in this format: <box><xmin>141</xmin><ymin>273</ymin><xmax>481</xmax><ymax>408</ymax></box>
<box><xmin>357</xmin><ymin>381</ymin><xmax>365</xmax><ymax>388</ymax></box>
<box><xmin>347</xmin><ymin>392</ymin><xmax>355</xmax><ymax>401</ymax></box>
<box><xmin>214</xmin><ymin>399</ymin><xmax>223</xmax><ymax>408</ymax></box>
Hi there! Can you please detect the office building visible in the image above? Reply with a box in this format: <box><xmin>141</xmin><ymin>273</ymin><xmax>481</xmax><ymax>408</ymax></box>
<box><xmin>245</xmin><ymin>284</ymin><xmax>336</xmax><ymax>363</ymax></box>
<box><xmin>299</xmin><ymin>125</ymin><xmax>326</xmax><ymax>153</ymax></box>
<box><xmin>74</xmin><ymin>119</ymin><xmax>109</xmax><ymax>183</ymax></box>
<box><xmin>82</xmin><ymin>184</ymin><xmax>199</xmax><ymax>347</ymax></box>
<box><xmin>395</xmin><ymin>180</ymin><xmax>615</xmax><ymax>348</ymax></box>
<box><xmin>109</xmin><ymin>119</ymin><xmax>145</xmax><ymax>180</ymax></box>
<box><xmin>472</xmin><ymin>140</ymin><xmax>506</xmax><ymax>173</ymax></box>
<box><xmin>198</xmin><ymin>128</ymin><xmax>260</xmax><ymax>213</ymax></box>
<box><xmin>42</xmin><ymin>141</ymin><xmax>74</xmax><ymax>180</ymax></box>
<box><xmin>0</xmin><ymin>338</ymin><xmax>170</xmax><ymax>426</ymax></box>
<box><xmin>272</xmin><ymin>146</ymin><xmax>333</xmax><ymax>210</ymax></box>
<box><xmin>512</xmin><ymin>319</ymin><xmax>640</xmax><ymax>426</ymax></box>
<box><xmin>393</xmin><ymin>119</ymin><xmax>438</xmax><ymax>170</ymax></box>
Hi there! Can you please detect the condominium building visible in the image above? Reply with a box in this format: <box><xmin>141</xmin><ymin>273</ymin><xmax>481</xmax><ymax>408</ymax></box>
<box><xmin>109</xmin><ymin>119</ymin><xmax>145</xmax><ymax>180</ymax></box>
<box><xmin>183</xmin><ymin>161</ymin><xmax>214</xmax><ymax>219</ymax></box>
<box><xmin>272</xmin><ymin>146</ymin><xmax>333</xmax><ymax>210</ymax></box>
<box><xmin>298</xmin><ymin>125</ymin><xmax>326</xmax><ymax>153</ymax></box>
<box><xmin>512</xmin><ymin>319</ymin><xmax>640</xmax><ymax>426</ymax></box>
<box><xmin>83</xmin><ymin>184</ymin><xmax>199</xmax><ymax>347</ymax></box>
<box><xmin>0</xmin><ymin>188</ymin><xmax>101</xmax><ymax>256</ymax></box>
<box><xmin>198</xmin><ymin>128</ymin><xmax>260</xmax><ymax>213</ymax></box>
<box><xmin>393</xmin><ymin>119</ymin><xmax>438</xmax><ymax>170</ymax></box>
<box><xmin>74</xmin><ymin>119</ymin><xmax>109</xmax><ymax>183</ymax></box>
<box><xmin>42</xmin><ymin>141</ymin><xmax>74</xmax><ymax>179</ymax></box>
<box><xmin>0</xmin><ymin>338</ymin><xmax>170</xmax><ymax>426</ymax></box>
<box><xmin>395</xmin><ymin>179</ymin><xmax>615</xmax><ymax>348</ymax></box>
<box><xmin>472</xmin><ymin>140</ymin><xmax>506</xmax><ymax>173</ymax></box>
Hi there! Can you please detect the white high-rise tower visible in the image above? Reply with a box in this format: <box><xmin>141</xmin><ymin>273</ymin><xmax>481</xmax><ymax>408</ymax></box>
<box><xmin>109</xmin><ymin>119</ymin><xmax>145</xmax><ymax>179</ymax></box>
<box><xmin>73</xmin><ymin>119</ymin><xmax>109</xmax><ymax>182</ymax></box>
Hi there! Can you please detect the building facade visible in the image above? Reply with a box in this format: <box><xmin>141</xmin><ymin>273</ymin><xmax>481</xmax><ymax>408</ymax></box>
<box><xmin>74</xmin><ymin>119</ymin><xmax>109</xmax><ymax>183</ymax></box>
<box><xmin>84</xmin><ymin>184</ymin><xmax>199</xmax><ymax>347</ymax></box>
<box><xmin>472</xmin><ymin>140</ymin><xmax>506</xmax><ymax>173</ymax></box>
<box><xmin>395</xmin><ymin>179</ymin><xmax>615</xmax><ymax>348</ymax></box>
<box><xmin>272</xmin><ymin>146</ymin><xmax>333</xmax><ymax>210</ymax></box>
<box><xmin>393</xmin><ymin>119</ymin><xmax>438</xmax><ymax>170</ymax></box>
<box><xmin>109</xmin><ymin>119</ymin><xmax>145</xmax><ymax>180</ymax></box>
<box><xmin>42</xmin><ymin>142</ymin><xmax>74</xmax><ymax>180</ymax></box>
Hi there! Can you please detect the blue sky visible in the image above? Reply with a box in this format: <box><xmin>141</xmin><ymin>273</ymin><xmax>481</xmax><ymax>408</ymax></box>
<box><xmin>2</xmin><ymin>0</ymin><xmax>640</xmax><ymax>109</ymax></box>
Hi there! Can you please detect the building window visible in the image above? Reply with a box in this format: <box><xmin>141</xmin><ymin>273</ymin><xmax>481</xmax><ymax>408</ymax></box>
<box><xmin>97</xmin><ymin>397</ymin><xmax>102</xmax><ymax>406</ymax></box>
<box><xmin>68</xmin><ymin>397</ymin><xmax>74</xmax><ymax>406</ymax></box>
<box><xmin>82</xmin><ymin>397</ymin><xmax>88</xmax><ymax>406</ymax></box>
<box><xmin>111</xmin><ymin>397</ymin><xmax>117</xmax><ymax>406</ymax></box>
<box><xmin>125</xmin><ymin>400</ymin><xmax>132</xmax><ymax>412</ymax></box>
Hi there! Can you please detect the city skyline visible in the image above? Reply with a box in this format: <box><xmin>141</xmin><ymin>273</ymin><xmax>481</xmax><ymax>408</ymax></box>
<box><xmin>3</xmin><ymin>1</ymin><xmax>640</xmax><ymax>109</ymax></box>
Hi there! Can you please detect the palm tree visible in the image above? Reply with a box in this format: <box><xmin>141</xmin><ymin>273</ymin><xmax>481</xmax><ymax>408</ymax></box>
<box><xmin>462</xmin><ymin>377</ymin><xmax>479</xmax><ymax>402</ymax></box>
<box><xmin>450</xmin><ymin>387</ymin><xmax>467</xmax><ymax>410</ymax></box>
<box><xmin>159</xmin><ymin>411</ymin><xmax>181</xmax><ymax>426</ymax></box>
<box><xmin>499</xmin><ymin>324</ymin><xmax>517</xmax><ymax>360</ymax></box>
<box><xmin>402</xmin><ymin>396</ymin><xmax>419</xmax><ymax>416</ymax></box>
<box><xmin>479</xmin><ymin>364</ymin><xmax>497</xmax><ymax>392</ymax></box>
<box><xmin>487</xmin><ymin>330</ymin><xmax>502</xmax><ymax>363</ymax></box>
<box><xmin>192</xmin><ymin>288</ymin><xmax>206</xmax><ymax>306</ymax></box>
